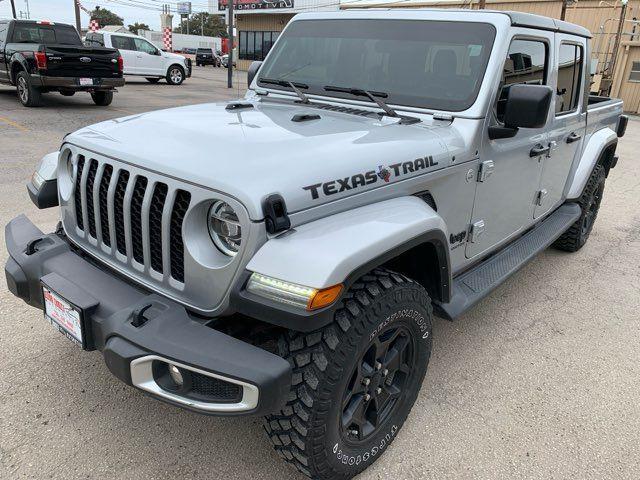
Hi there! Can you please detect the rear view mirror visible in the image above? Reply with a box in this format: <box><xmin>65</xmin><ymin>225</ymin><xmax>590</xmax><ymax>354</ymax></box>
<box><xmin>489</xmin><ymin>84</ymin><xmax>553</xmax><ymax>140</ymax></box>
<box><xmin>248</xmin><ymin>61</ymin><xmax>263</xmax><ymax>87</ymax></box>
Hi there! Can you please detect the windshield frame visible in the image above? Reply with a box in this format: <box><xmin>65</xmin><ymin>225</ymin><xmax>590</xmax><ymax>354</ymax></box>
<box><xmin>255</xmin><ymin>18</ymin><xmax>497</xmax><ymax>114</ymax></box>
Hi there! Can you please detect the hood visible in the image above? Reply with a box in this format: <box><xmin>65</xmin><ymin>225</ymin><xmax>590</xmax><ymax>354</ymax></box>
<box><xmin>162</xmin><ymin>51</ymin><xmax>186</xmax><ymax>61</ymax></box>
<box><xmin>66</xmin><ymin>101</ymin><xmax>454</xmax><ymax>220</ymax></box>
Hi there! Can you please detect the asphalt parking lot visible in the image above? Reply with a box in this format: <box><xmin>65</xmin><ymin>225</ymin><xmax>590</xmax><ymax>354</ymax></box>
<box><xmin>1</xmin><ymin>66</ymin><xmax>639</xmax><ymax>480</ymax></box>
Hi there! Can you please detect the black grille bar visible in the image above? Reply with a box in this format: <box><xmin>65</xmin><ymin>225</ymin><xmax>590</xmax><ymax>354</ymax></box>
<box><xmin>74</xmin><ymin>156</ymin><xmax>85</xmax><ymax>231</ymax></box>
<box><xmin>86</xmin><ymin>159</ymin><xmax>99</xmax><ymax>238</ymax></box>
<box><xmin>149</xmin><ymin>182</ymin><xmax>168</xmax><ymax>273</ymax></box>
<box><xmin>130</xmin><ymin>176</ymin><xmax>148</xmax><ymax>264</ymax></box>
<box><xmin>113</xmin><ymin>170</ymin><xmax>130</xmax><ymax>256</ymax></box>
<box><xmin>98</xmin><ymin>165</ymin><xmax>113</xmax><ymax>247</ymax></box>
<box><xmin>170</xmin><ymin>190</ymin><xmax>191</xmax><ymax>282</ymax></box>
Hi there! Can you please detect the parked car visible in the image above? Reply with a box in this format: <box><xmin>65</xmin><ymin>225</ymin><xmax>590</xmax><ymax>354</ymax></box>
<box><xmin>0</xmin><ymin>19</ymin><xmax>123</xmax><ymax>107</ymax></box>
<box><xmin>85</xmin><ymin>30</ymin><xmax>191</xmax><ymax>85</ymax></box>
<box><xmin>221</xmin><ymin>53</ymin><xmax>236</xmax><ymax>68</ymax></box>
<box><xmin>6</xmin><ymin>10</ymin><xmax>627</xmax><ymax>480</ymax></box>
<box><xmin>195</xmin><ymin>47</ymin><xmax>220</xmax><ymax>67</ymax></box>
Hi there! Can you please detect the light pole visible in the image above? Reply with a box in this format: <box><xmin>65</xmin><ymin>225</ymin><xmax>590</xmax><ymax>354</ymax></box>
<box><xmin>73</xmin><ymin>0</ymin><xmax>81</xmax><ymax>34</ymax></box>
<box><xmin>227</xmin><ymin>0</ymin><xmax>233</xmax><ymax>88</ymax></box>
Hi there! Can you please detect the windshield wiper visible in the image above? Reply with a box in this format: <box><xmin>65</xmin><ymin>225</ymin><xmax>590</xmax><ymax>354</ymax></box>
<box><xmin>259</xmin><ymin>77</ymin><xmax>310</xmax><ymax>104</ymax></box>
<box><xmin>323</xmin><ymin>85</ymin><xmax>398</xmax><ymax>118</ymax></box>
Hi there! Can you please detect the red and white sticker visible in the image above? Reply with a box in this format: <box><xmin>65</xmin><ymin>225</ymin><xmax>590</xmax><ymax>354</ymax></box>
<box><xmin>43</xmin><ymin>286</ymin><xmax>83</xmax><ymax>347</ymax></box>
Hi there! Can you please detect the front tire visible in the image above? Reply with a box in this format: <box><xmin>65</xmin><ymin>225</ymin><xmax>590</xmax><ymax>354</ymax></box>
<box><xmin>264</xmin><ymin>269</ymin><xmax>433</xmax><ymax>479</ymax></box>
<box><xmin>166</xmin><ymin>65</ymin><xmax>185</xmax><ymax>85</ymax></box>
<box><xmin>16</xmin><ymin>71</ymin><xmax>42</xmax><ymax>107</ymax></box>
<box><xmin>91</xmin><ymin>91</ymin><xmax>113</xmax><ymax>106</ymax></box>
<box><xmin>553</xmin><ymin>164</ymin><xmax>606</xmax><ymax>252</ymax></box>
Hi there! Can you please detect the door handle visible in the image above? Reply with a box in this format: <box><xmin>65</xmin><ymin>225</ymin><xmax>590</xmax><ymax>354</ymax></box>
<box><xmin>566</xmin><ymin>132</ymin><xmax>582</xmax><ymax>144</ymax></box>
<box><xmin>530</xmin><ymin>143</ymin><xmax>551</xmax><ymax>157</ymax></box>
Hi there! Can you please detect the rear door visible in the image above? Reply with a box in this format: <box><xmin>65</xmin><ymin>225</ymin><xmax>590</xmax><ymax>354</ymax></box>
<box><xmin>467</xmin><ymin>32</ymin><xmax>554</xmax><ymax>259</ymax></box>
<box><xmin>110</xmin><ymin>34</ymin><xmax>137</xmax><ymax>74</ymax></box>
<box><xmin>534</xmin><ymin>35</ymin><xmax>587</xmax><ymax>218</ymax></box>
<box><xmin>133</xmin><ymin>37</ymin><xmax>163</xmax><ymax>75</ymax></box>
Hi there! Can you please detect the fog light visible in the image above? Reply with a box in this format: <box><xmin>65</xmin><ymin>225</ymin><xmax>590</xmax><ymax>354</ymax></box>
<box><xmin>168</xmin><ymin>364</ymin><xmax>184</xmax><ymax>386</ymax></box>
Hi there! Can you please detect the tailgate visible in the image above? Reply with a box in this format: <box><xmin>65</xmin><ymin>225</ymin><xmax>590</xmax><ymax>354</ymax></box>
<box><xmin>43</xmin><ymin>45</ymin><xmax>121</xmax><ymax>78</ymax></box>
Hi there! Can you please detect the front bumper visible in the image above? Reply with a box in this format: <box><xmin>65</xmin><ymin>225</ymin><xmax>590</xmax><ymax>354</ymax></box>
<box><xmin>34</xmin><ymin>75</ymin><xmax>125</xmax><ymax>90</ymax></box>
<box><xmin>5</xmin><ymin>215</ymin><xmax>291</xmax><ymax>416</ymax></box>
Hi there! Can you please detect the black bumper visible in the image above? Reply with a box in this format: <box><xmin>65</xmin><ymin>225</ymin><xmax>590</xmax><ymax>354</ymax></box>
<box><xmin>5</xmin><ymin>215</ymin><xmax>291</xmax><ymax>416</ymax></box>
<box><xmin>33</xmin><ymin>75</ymin><xmax>125</xmax><ymax>90</ymax></box>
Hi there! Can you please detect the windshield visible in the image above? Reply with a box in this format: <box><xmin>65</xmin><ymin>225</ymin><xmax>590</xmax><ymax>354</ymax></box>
<box><xmin>257</xmin><ymin>19</ymin><xmax>496</xmax><ymax>112</ymax></box>
<box><xmin>12</xmin><ymin>23</ymin><xmax>82</xmax><ymax>45</ymax></box>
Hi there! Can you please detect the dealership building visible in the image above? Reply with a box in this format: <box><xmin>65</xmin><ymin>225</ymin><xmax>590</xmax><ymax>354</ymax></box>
<box><xmin>218</xmin><ymin>0</ymin><xmax>339</xmax><ymax>71</ymax></box>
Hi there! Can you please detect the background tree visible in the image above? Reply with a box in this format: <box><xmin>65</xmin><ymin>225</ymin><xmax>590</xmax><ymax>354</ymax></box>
<box><xmin>177</xmin><ymin>12</ymin><xmax>227</xmax><ymax>37</ymax></box>
<box><xmin>128</xmin><ymin>22</ymin><xmax>150</xmax><ymax>34</ymax></box>
<box><xmin>90</xmin><ymin>6</ymin><xmax>124</xmax><ymax>27</ymax></box>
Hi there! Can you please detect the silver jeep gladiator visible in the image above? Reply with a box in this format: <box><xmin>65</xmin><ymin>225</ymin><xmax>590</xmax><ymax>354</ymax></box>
<box><xmin>5</xmin><ymin>9</ymin><xmax>627</xmax><ymax>480</ymax></box>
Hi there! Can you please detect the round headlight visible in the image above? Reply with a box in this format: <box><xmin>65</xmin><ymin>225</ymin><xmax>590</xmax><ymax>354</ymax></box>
<box><xmin>208</xmin><ymin>201</ymin><xmax>241</xmax><ymax>256</ymax></box>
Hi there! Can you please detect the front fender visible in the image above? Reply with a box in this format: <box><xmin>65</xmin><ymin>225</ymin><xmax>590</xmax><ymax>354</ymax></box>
<box><xmin>247</xmin><ymin>196</ymin><xmax>450</xmax><ymax>290</ymax></box>
<box><xmin>566</xmin><ymin>127</ymin><xmax>617</xmax><ymax>200</ymax></box>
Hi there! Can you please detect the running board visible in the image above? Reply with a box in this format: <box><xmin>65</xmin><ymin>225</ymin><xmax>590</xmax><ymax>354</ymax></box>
<box><xmin>436</xmin><ymin>203</ymin><xmax>581</xmax><ymax>320</ymax></box>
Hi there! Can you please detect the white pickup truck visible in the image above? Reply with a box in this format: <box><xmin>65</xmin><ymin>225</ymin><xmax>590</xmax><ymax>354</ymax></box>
<box><xmin>84</xmin><ymin>30</ymin><xmax>191</xmax><ymax>85</ymax></box>
<box><xmin>6</xmin><ymin>9</ymin><xmax>627</xmax><ymax>480</ymax></box>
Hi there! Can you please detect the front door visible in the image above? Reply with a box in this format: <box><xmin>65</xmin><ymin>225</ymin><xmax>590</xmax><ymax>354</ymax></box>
<box><xmin>133</xmin><ymin>38</ymin><xmax>163</xmax><ymax>76</ymax></box>
<box><xmin>466</xmin><ymin>32</ymin><xmax>554</xmax><ymax>259</ymax></box>
<box><xmin>534</xmin><ymin>35</ymin><xmax>588</xmax><ymax>218</ymax></box>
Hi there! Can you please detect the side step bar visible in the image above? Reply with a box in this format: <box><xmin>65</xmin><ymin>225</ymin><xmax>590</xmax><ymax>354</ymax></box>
<box><xmin>436</xmin><ymin>203</ymin><xmax>581</xmax><ymax>320</ymax></box>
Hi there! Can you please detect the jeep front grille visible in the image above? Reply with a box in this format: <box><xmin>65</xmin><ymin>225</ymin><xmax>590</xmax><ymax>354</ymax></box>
<box><xmin>73</xmin><ymin>155</ymin><xmax>190</xmax><ymax>284</ymax></box>
<box><xmin>61</xmin><ymin>146</ymin><xmax>252</xmax><ymax>314</ymax></box>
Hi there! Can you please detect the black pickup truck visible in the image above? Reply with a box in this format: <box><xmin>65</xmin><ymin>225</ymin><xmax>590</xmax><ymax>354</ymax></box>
<box><xmin>0</xmin><ymin>19</ymin><xmax>124</xmax><ymax>107</ymax></box>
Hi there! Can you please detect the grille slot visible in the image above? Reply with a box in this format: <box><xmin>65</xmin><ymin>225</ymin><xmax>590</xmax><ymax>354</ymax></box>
<box><xmin>149</xmin><ymin>183</ymin><xmax>168</xmax><ymax>273</ymax></box>
<box><xmin>170</xmin><ymin>190</ymin><xmax>191</xmax><ymax>282</ymax></box>
<box><xmin>85</xmin><ymin>159</ymin><xmax>99</xmax><ymax>238</ymax></box>
<box><xmin>98</xmin><ymin>165</ymin><xmax>113</xmax><ymax>247</ymax></box>
<box><xmin>70</xmin><ymin>157</ymin><xmax>190</xmax><ymax>285</ymax></box>
<box><xmin>130</xmin><ymin>177</ymin><xmax>148</xmax><ymax>264</ymax></box>
<box><xmin>74</xmin><ymin>156</ymin><xmax>85</xmax><ymax>231</ymax></box>
<box><xmin>189</xmin><ymin>371</ymin><xmax>242</xmax><ymax>402</ymax></box>
<box><xmin>113</xmin><ymin>170</ymin><xmax>130</xmax><ymax>255</ymax></box>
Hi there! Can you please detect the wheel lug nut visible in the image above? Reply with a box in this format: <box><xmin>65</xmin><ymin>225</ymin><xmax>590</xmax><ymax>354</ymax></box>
<box><xmin>364</xmin><ymin>393</ymin><xmax>371</xmax><ymax>401</ymax></box>
<box><xmin>376</xmin><ymin>387</ymin><xmax>382</xmax><ymax>394</ymax></box>
<box><xmin>375</xmin><ymin>362</ymin><xmax>382</xmax><ymax>370</ymax></box>
<box><xmin>349</xmin><ymin>429</ymin><xmax>358</xmax><ymax>436</ymax></box>
<box><xmin>382</xmin><ymin>369</ymin><xmax>389</xmax><ymax>376</ymax></box>
<box><xmin>362</xmin><ymin>378</ymin><xmax>370</xmax><ymax>386</ymax></box>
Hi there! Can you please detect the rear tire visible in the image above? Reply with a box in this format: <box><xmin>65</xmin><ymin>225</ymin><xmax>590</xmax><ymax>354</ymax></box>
<box><xmin>16</xmin><ymin>71</ymin><xmax>42</xmax><ymax>107</ymax></box>
<box><xmin>264</xmin><ymin>268</ymin><xmax>433</xmax><ymax>479</ymax></box>
<box><xmin>553</xmin><ymin>164</ymin><xmax>606</xmax><ymax>252</ymax></box>
<box><xmin>166</xmin><ymin>65</ymin><xmax>185</xmax><ymax>85</ymax></box>
<box><xmin>145</xmin><ymin>77</ymin><xmax>161</xmax><ymax>83</ymax></box>
<box><xmin>91</xmin><ymin>91</ymin><xmax>113</xmax><ymax>106</ymax></box>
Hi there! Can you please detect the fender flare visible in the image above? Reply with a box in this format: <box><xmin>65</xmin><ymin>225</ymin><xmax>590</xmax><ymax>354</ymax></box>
<box><xmin>566</xmin><ymin>127</ymin><xmax>617</xmax><ymax>200</ymax></box>
<box><xmin>9</xmin><ymin>53</ymin><xmax>30</xmax><ymax>84</ymax></box>
<box><xmin>235</xmin><ymin>196</ymin><xmax>451</xmax><ymax>332</ymax></box>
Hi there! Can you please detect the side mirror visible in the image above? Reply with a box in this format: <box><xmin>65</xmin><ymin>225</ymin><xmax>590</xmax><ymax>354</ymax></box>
<box><xmin>247</xmin><ymin>61</ymin><xmax>263</xmax><ymax>87</ymax></box>
<box><xmin>489</xmin><ymin>84</ymin><xmax>553</xmax><ymax>140</ymax></box>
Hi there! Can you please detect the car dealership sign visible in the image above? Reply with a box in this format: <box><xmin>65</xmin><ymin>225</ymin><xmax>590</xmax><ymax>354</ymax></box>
<box><xmin>218</xmin><ymin>0</ymin><xmax>294</xmax><ymax>10</ymax></box>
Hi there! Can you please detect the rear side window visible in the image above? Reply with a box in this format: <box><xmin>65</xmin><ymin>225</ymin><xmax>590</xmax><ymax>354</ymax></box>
<box><xmin>85</xmin><ymin>32</ymin><xmax>104</xmax><ymax>47</ymax></box>
<box><xmin>556</xmin><ymin>43</ymin><xmax>583</xmax><ymax>114</ymax></box>
<box><xmin>496</xmin><ymin>39</ymin><xmax>548</xmax><ymax>123</ymax></box>
<box><xmin>111</xmin><ymin>35</ymin><xmax>135</xmax><ymax>51</ymax></box>
<box><xmin>11</xmin><ymin>23</ymin><xmax>81</xmax><ymax>45</ymax></box>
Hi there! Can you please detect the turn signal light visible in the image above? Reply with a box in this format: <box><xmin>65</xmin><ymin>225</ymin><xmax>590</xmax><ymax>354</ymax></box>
<box><xmin>308</xmin><ymin>284</ymin><xmax>343</xmax><ymax>311</ymax></box>
<box><xmin>35</xmin><ymin>52</ymin><xmax>47</xmax><ymax>70</ymax></box>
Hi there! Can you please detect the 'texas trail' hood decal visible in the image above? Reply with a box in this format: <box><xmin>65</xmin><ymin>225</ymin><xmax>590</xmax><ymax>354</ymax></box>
<box><xmin>302</xmin><ymin>155</ymin><xmax>439</xmax><ymax>200</ymax></box>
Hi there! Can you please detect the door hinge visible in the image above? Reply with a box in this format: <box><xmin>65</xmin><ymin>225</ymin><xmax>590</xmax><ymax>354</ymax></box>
<box><xmin>469</xmin><ymin>220</ymin><xmax>486</xmax><ymax>243</ymax></box>
<box><xmin>477</xmin><ymin>160</ymin><xmax>495</xmax><ymax>182</ymax></box>
<box><xmin>536</xmin><ymin>189</ymin><xmax>548</xmax><ymax>206</ymax></box>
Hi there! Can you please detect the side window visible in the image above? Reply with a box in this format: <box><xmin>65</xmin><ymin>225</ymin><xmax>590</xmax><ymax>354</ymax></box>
<box><xmin>134</xmin><ymin>38</ymin><xmax>157</xmax><ymax>55</ymax></box>
<box><xmin>85</xmin><ymin>32</ymin><xmax>104</xmax><ymax>47</ymax></box>
<box><xmin>496</xmin><ymin>39</ymin><xmax>548</xmax><ymax>123</ymax></box>
<box><xmin>556</xmin><ymin>43</ymin><xmax>583</xmax><ymax>114</ymax></box>
<box><xmin>0</xmin><ymin>22</ymin><xmax>8</xmax><ymax>45</ymax></box>
<box><xmin>111</xmin><ymin>35</ymin><xmax>135</xmax><ymax>51</ymax></box>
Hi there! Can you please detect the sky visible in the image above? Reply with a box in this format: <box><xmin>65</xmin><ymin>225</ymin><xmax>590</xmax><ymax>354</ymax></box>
<box><xmin>0</xmin><ymin>0</ymin><xmax>216</xmax><ymax>31</ymax></box>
